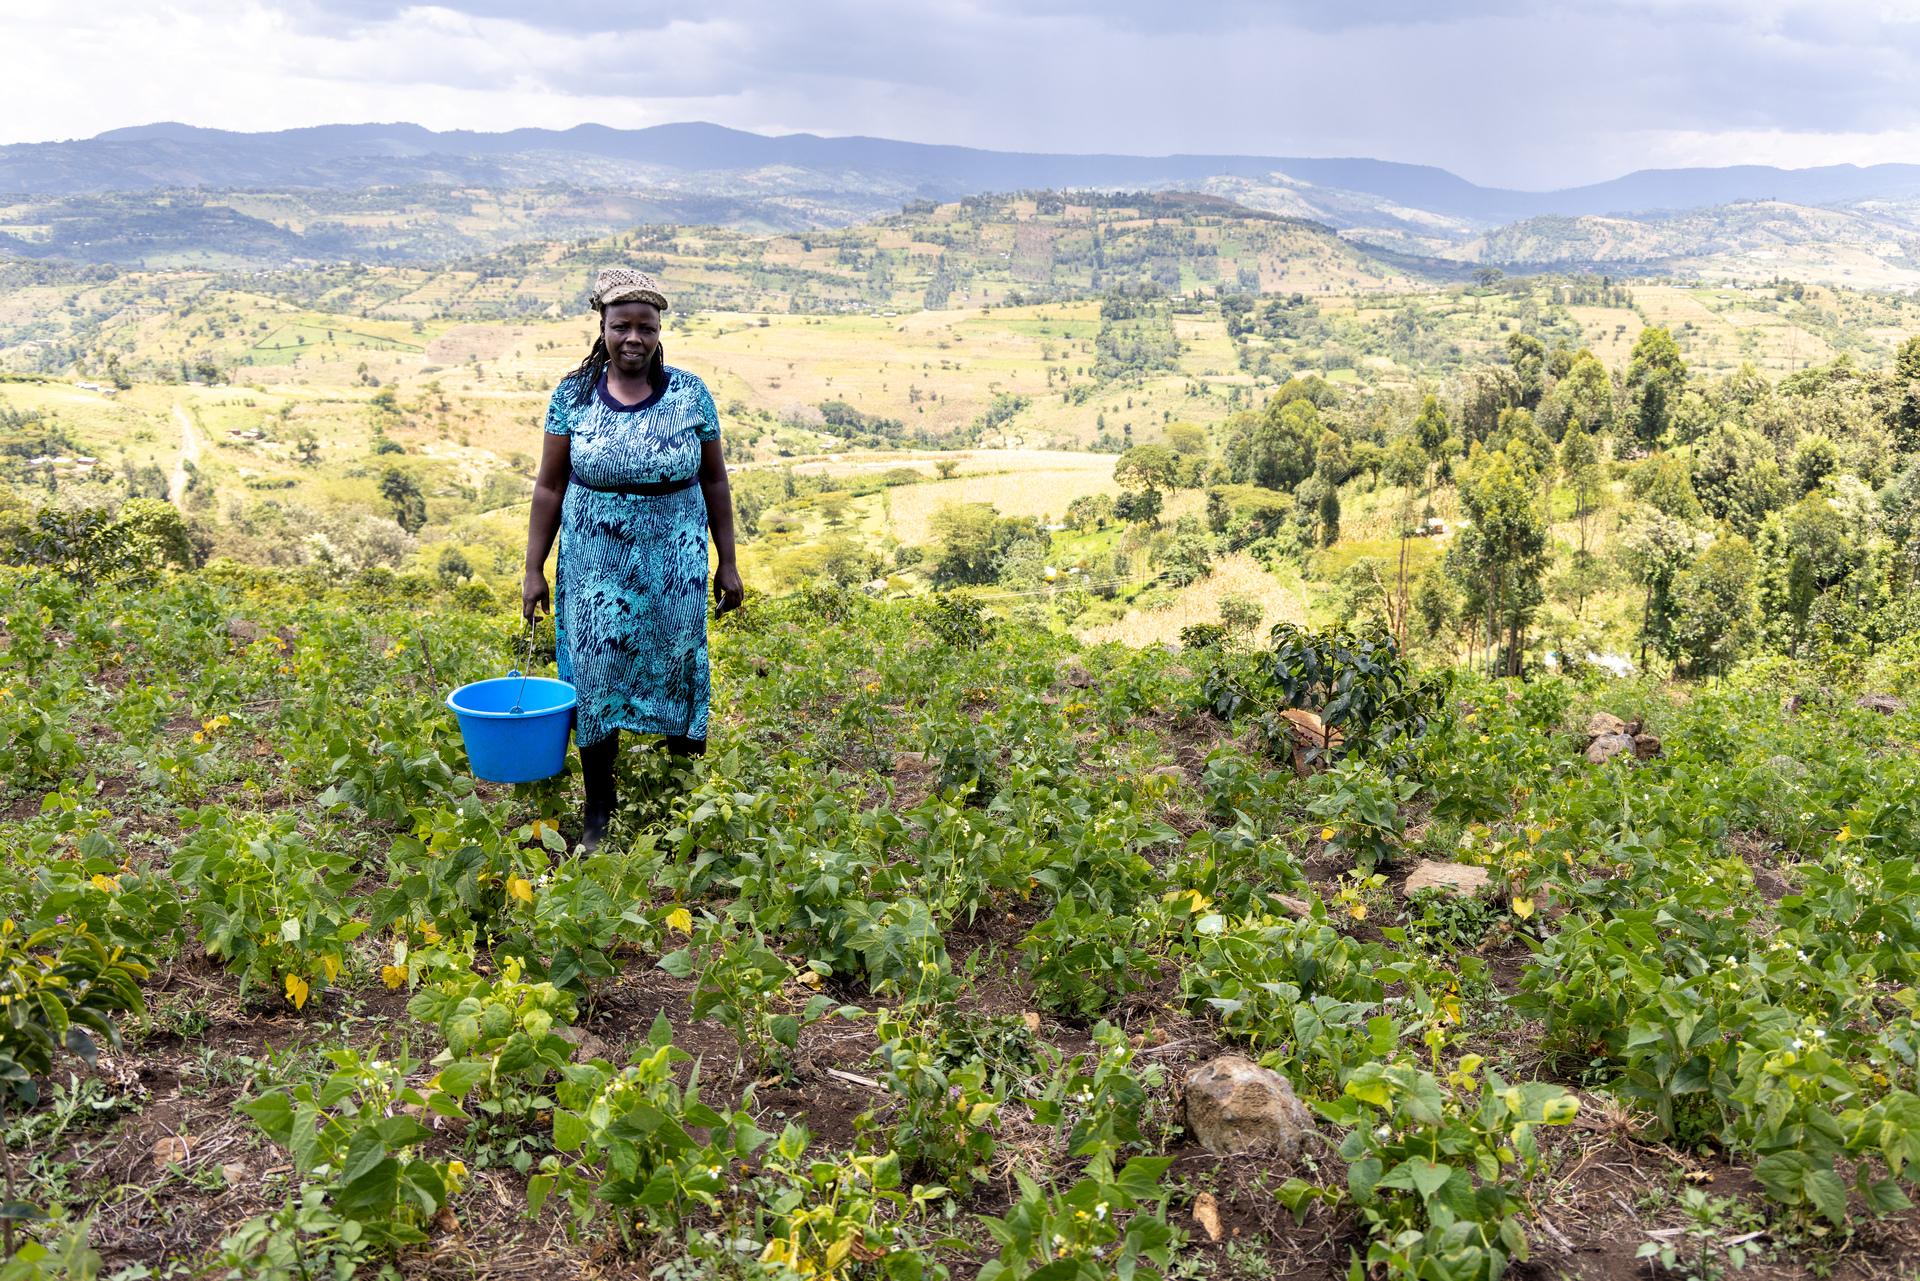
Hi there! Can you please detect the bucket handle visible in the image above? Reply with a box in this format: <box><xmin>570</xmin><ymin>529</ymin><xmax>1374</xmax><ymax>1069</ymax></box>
<box><xmin>507</xmin><ymin>618</ymin><xmax>536</xmax><ymax>715</ymax></box>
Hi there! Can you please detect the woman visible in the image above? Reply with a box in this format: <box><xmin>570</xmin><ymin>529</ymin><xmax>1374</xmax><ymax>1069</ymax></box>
<box><xmin>523</xmin><ymin>266</ymin><xmax>743</xmax><ymax>851</ymax></box>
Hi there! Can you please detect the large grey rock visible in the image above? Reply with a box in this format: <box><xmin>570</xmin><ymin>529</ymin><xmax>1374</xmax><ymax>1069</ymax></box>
<box><xmin>1858</xmin><ymin>693</ymin><xmax>1907</xmax><ymax>715</ymax></box>
<box><xmin>1185</xmin><ymin>1055</ymin><xmax>1313</xmax><ymax>1157</ymax></box>
<box><xmin>1401</xmin><ymin>861</ymin><xmax>1492</xmax><ymax>898</ymax></box>
<box><xmin>1586</xmin><ymin>732</ymin><xmax>1635</xmax><ymax>763</ymax></box>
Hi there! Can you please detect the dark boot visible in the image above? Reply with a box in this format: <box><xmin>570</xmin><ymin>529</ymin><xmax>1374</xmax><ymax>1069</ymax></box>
<box><xmin>579</xmin><ymin>730</ymin><xmax>619</xmax><ymax>852</ymax></box>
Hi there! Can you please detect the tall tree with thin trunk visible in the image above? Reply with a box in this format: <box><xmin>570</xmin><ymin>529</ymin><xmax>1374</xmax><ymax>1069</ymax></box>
<box><xmin>1448</xmin><ymin>447</ymin><xmax>1550</xmax><ymax>676</ymax></box>
<box><xmin>1385</xmin><ymin>435</ymin><xmax>1427</xmax><ymax>646</ymax></box>
<box><xmin>1558</xmin><ymin>425</ymin><xmax>1606</xmax><ymax>616</ymax></box>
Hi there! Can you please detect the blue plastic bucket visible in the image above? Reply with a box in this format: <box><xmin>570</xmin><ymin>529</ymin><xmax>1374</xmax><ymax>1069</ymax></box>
<box><xmin>446</xmin><ymin>671</ymin><xmax>577</xmax><ymax>783</ymax></box>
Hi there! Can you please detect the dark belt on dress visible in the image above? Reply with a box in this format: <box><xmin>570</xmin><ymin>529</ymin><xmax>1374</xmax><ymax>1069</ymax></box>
<box><xmin>568</xmin><ymin>469</ymin><xmax>699</xmax><ymax>496</ymax></box>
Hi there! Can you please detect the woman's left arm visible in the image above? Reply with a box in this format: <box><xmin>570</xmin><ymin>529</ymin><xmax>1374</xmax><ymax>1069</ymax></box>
<box><xmin>699</xmin><ymin>437</ymin><xmax>744</xmax><ymax>613</ymax></box>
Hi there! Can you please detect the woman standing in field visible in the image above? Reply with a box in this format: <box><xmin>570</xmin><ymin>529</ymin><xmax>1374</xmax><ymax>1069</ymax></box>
<box><xmin>523</xmin><ymin>267</ymin><xmax>743</xmax><ymax>851</ymax></box>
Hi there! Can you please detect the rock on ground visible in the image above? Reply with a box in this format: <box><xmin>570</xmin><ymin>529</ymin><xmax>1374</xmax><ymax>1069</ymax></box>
<box><xmin>1401</xmin><ymin>861</ymin><xmax>1492</xmax><ymax>898</ymax></box>
<box><xmin>1586</xmin><ymin>732</ymin><xmax>1636</xmax><ymax>763</ymax></box>
<box><xmin>553</xmin><ymin>1026</ymin><xmax>611</xmax><ymax>1063</ymax></box>
<box><xmin>1185</xmin><ymin>1055</ymin><xmax>1314</xmax><ymax>1158</ymax></box>
<box><xmin>1276</xmin><ymin>708</ymin><xmax>1344</xmax><ymax>777</ymax></box>
<box><xmin>1858</xmin><ymin>694</ymin><xmax>1908</xmax><ymax>715</ymax></box>
<box><xmin>1586</xmin><ymin>711</ymin><xmax>1628</xmax><ymax>738</ymax></box>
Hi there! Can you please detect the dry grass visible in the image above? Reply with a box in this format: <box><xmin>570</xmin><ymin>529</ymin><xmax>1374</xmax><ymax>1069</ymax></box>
<box><xmin>882</xmin><ymin>453</ymin><xmax>1120</xmax><ymax>543</ymax></box>
<box><xmin>1633</xmin><ymin>286</ymin><xmax>1837</xmax><ymax>377</ymax></box>
<box><xmin>1075</xmin><ymin>552</ymin><xmax>1309</xmax><ymax>647</ymax></box>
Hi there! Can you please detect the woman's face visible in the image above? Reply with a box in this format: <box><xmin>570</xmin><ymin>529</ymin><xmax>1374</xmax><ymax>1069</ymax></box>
<box><xmin>602</xmin><ymin>301</ymin><xmax>662</xmax><ymax>377</ymax></box>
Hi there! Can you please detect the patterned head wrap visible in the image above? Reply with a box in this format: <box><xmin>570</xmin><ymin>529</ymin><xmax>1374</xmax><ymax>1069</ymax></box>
<box><xmin>592</xmin><ymin>266</ymin><xmax>670</xmax><ymax>312</ymax></box>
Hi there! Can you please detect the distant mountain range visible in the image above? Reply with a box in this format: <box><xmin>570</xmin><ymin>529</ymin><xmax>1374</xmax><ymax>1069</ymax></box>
<box><xmin>6</xmin><ymin>121</ymin><xmax>1920</xmax><ymax>225</ymax></box>
<box><xmin>8</xmin><ymin>122</ymin><xmax>1920</xmax><ymax>285</ymax></box>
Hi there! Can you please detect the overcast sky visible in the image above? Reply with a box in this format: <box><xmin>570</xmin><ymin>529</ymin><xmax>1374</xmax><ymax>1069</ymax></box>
<box><xmin>8</xmin><ymin>0</ymin><xmax>1920</xmax><ymax>189</ymax></box>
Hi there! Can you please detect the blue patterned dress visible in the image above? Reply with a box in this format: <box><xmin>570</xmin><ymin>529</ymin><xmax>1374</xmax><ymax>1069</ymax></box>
<box><xmin>544</xmin><ymin>365</ymin><xmax>720</xmax><ymax>747</ymax></box>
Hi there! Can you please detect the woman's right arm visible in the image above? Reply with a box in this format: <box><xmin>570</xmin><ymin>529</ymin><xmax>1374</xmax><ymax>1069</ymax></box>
<box><xmin>523</xmin><ymin>431</ymin><xmax>571</xmax><ymax>620</ymax></box>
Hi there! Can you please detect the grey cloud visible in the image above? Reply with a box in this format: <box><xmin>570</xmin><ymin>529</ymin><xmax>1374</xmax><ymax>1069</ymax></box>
<box><xmin>72</xmin><ymin>0</ymin><xmax>1920</xmax><ymax>187</ymax></box>
<box><xmin>289</xmin><ymin>0</ymin><xmax>1534</xmax><ymax>39</ymax></box>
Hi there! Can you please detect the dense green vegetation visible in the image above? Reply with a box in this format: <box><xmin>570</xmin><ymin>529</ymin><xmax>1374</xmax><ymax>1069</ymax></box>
<box><xmin>0</xmin><ymin>528</ymin><xmax>1917</xmax><ymax>1276</ymax></box>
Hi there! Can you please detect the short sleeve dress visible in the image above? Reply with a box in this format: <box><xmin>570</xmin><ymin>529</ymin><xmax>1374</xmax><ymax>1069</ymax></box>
<box><xmin>543</xmin><ymin>365</ymin><xmax>720</xmax><ymax>747</ymax></box>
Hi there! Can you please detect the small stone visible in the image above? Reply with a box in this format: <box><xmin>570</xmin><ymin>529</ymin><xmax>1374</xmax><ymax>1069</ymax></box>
<box><xmin>1632</xmin><ymin>733</ymin><xmax>1662</xmax><ymax>759</ymax></box>
<box><xmin>221</xmin><ymin>1161</ymin><xmax>249</xmax><ymax>1187</ymax></box>
<box><xmin>1585</xmin><ymin>711</ymin><xmax>1628</xmax><ymax>738</ymax></box>
<box><xmin>1193</xmin><ymin>1191</ymin><xmax>1224</xmax><ymax>1242</ymax></box>
<box><xmin>553</xmin><ymin>1026</ymin><xmax>611</xmax><ymax>1062</ymax></box>
<box><xmin>1021</xmin><ymin>1011</ymin><xmax>1041</xmax><ymax>1034</ymax></box>
<box><xmin>151</xmin><ymin>1136</ymin><xmax>190</xmax><ymax>1168</ymax></box>
<box><xmin>1858</xmin><ymin>693</ymin><xmax>1907</xmax><ymax>715</ymax></box>
<box><xmin>1184</xmin><ymin>1055</ymin><xmax>1313</xmax><ymax>1158</ymax></box>
<box><xmin>1401</xmin><ymin>861</ymin><xmax>1491</xmax><ymax>897</ymax></box>
<box><xmin>1586</xmin><ymin>732</ymin><xmax>1635</xmax><ymax>763</ymax></box>
<box><xmin>1764</xmin><ymin>754</ymin><xmax>1805</xmax><ymax>778</ymax></box>
<box><xmin>224</xmin><ymin>618</ymin><xmax>260</xmax><ymax>644</ymax></box>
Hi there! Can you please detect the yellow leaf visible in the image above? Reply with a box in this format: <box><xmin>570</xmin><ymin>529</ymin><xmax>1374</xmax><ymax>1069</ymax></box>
<box><xmin>506</xmin><ymin>875</ymin><xmax>533</xmax><ymax>904</ymax></box>
<box><xmin>1348</xmin><ymin>901</ymin><xmax>1367</xmax><ymax>921</ymax></box>
<box><xmin>1511</xmin><ymin>896</ymin><xmax>1535</xmax><ymax>920</ymax></box>
<box><xmin>285</xmin><ymin>974</ymin><xmax>310</xmax><ymax>1010</ymax></box>
<box><xmin>320</xmin><ymin>954</ymin><xmax>340</xmax><ymax>983</ymax></box>
<box><xmin>89</xmin><ymin>873</ymin><xmax>120</xmax><ymax>893</ymax></box>
<box><xmin>380</xmin><ymin>965</ymin><xmax>408</xmax><ymax>990</ymax></box>
<box><xmin>531</xmin><ymin>819</ymin><xmax>551</xmax><ymax>841</ymax></box>
<box><xmin>1837</xmin><ymin>825</ymin><xmax>1851</xmax><ymax>843</ymax></box>
<box><xmin>666</xmin><ymin>907</ymin><xmax>693</xmax><ymax>934</ymax></box>
<box><xmin>1320</xmin><ymin>827</ymin><xmax>1336</xmax><ymax>842</ymax></box>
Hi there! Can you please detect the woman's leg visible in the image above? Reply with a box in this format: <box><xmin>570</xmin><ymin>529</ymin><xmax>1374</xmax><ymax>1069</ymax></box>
<box><xmin>662</xmin><ymin>734</ymin><xmax>706</xmax><ymax>758</ymax></box>
<box><xmin>579</xmin><ymin>729</ymin><xmax>620</xmax><ymax>851</ymax></box>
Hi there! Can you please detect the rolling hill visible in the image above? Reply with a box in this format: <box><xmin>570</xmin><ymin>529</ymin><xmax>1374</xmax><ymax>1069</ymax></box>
<box><xmin>1444</xmin><ymin>200</ymin><xmax>1920</xmax><ymax>288</ymax></box>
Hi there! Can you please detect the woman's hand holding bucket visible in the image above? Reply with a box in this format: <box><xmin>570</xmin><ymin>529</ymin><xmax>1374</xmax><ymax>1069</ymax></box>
<box><xmin>522</xmin><ymin>570</ymin><xmax>549</xmax><ymax>621</ymax></box>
